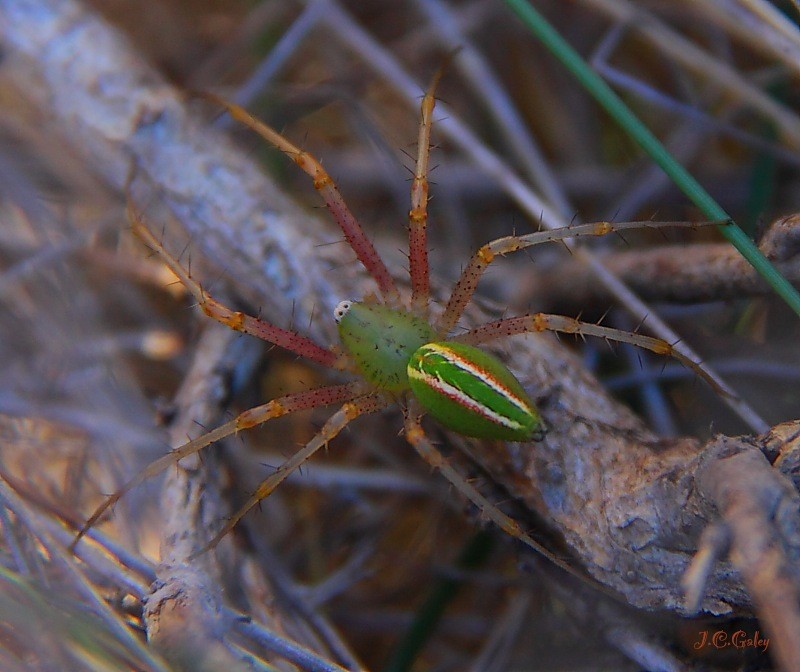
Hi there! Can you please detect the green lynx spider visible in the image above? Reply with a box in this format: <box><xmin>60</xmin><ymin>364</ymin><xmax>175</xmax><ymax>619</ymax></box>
<box><xmin>73</xmin><ymin>75</ymin><xmax>719</xmax><ymax>572</ymax></box>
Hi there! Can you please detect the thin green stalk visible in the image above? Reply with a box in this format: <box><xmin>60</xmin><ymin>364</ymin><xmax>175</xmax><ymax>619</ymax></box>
<box><xmin>382</xmin><ymin>531</ymin><xmax>495</xmax><ymax>672</ymax></box>
<box><xmin>504</xmin><ymin>0</ymin><xmax>800</xmax><ymax>317</ymax></box>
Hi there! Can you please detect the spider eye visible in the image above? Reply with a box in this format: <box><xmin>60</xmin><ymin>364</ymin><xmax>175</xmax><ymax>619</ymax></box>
<box><xmin>333</xmin><ymin>300</ymin><xmax>353</xmax><ymax>323</ymax></box>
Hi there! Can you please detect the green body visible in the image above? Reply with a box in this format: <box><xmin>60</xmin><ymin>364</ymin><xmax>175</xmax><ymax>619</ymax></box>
<box><xmin>335</xmin><ymin>302</ymin><xmax>436</xmax><ymax>393</ymax></box>
<box><xmin>408</xmin><ymin>342</ymin><xmax>543</xmax><ymax>441</ymax></box>
<box><xmin>335</xmin><ymin>301</ymin><xmax>544</xmax><ymax>441</ymax></box>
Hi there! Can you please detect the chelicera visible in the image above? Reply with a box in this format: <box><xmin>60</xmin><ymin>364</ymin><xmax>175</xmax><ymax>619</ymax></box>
<box><xmin>73</xmin><ymin>72</ymin><xmax>718</xmax><ymax>571</ymax></box>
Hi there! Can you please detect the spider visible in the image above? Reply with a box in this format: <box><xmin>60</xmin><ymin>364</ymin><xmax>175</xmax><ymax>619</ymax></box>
<box><xmin>73</xmin><ymin>71</ymin><xmax>719</xmax><ymax>575</ymax></box>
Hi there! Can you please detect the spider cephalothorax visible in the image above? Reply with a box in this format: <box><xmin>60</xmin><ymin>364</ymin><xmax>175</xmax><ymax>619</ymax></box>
<box><xmin>333</xmin><ymin>300</ymin><xmax>435</xmax><ymax>393</ymax></box>
<box><xmin>73</xmin><ymin>72</ymin><xmax>720</xmax><ymax>574</ymax></box>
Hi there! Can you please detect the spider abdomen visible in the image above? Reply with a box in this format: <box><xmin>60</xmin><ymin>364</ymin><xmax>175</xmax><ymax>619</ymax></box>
<box><xmin>408</xmin><ymin>342</ymin><xmax>544</xmax><ymax>442</ymax></box>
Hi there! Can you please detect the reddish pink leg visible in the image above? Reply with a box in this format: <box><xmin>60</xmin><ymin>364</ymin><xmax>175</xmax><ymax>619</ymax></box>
<box><xmin>131</xmin><ymin>206</ymin><xmax>342</xmax><ymax>369</ymax></box>
<box><xmin>408</xmin><ymin>69</ymin><xmax>443</xmax><ymax>315</ymax></box>
<box><xmin>436</xmin><ymin>220</ymin><xmax>722</xmax><ymax>336</ymax></box>
<box><xmin>455</xmin><ymin>313</ymin><xmax>727</xmax><ymax>396</ymax></box>
<box><xmin>197</xmin><ymin>391</ymin><xmax>389</xmax><ymax>555</ymax></box>
<box><xmin>71</xmin><ymin>382</ymin><xmax>368</xmax><ymax>549</ymax></box>
<box><xmin>201</xmin><ymin>93</ymin><xmax>400</xmax><ymax>305</ymax></box>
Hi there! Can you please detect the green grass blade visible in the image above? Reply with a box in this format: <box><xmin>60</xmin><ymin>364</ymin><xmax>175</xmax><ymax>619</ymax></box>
<box><xmin>504</xmin><ymin>0</ymin><xmax>800</xmax><ymax>317</ymax></box>
<box><xmin>382</xmin><ymin>531</ymin><xmax>495</xmax><ymax>672</ymax></box>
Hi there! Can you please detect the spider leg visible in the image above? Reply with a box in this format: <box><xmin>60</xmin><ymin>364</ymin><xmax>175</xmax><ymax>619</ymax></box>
<box><xmin>200</xmin><ymin>92</ymin><xmax>400</xmax><ymax>306</ymax></box>
<box><xmin>455</xmin><ymin>314</ymin><xmax>728</xmax><ymax>397</ymax></box>
<box><xmin>130</xmin><ymin>204</ymin><xmax>342</xmax><ymax>369</ymax></box>
<box><xmin>402</xmin><ymin>399</ymin><xmax>595</xmax><ymax>587</ymax></box>
<box><xmin>197</xmin><ymin>391</ymin><xmax>390</xmax><ymax>556</ymax></box>
<box><xmin>436</xmin><ymin>220</ymin><xmax>725</xmax><ymax>335</ymax></box>
<box><xmin>71</xmin><ymin>382</ymin><xmax>367</xmax><ymax>549</ymax></box>
<box><xmin>408</xmin><ymin>67</ymin><xmax>443</xmax><ymax>316</ymax></box>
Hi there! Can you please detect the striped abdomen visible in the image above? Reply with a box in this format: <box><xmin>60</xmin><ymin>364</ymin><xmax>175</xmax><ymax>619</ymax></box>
<box><xmin>408</xmin><ymin>342</ymin><xmax>544</xmax><ymax>442</ymax></box>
